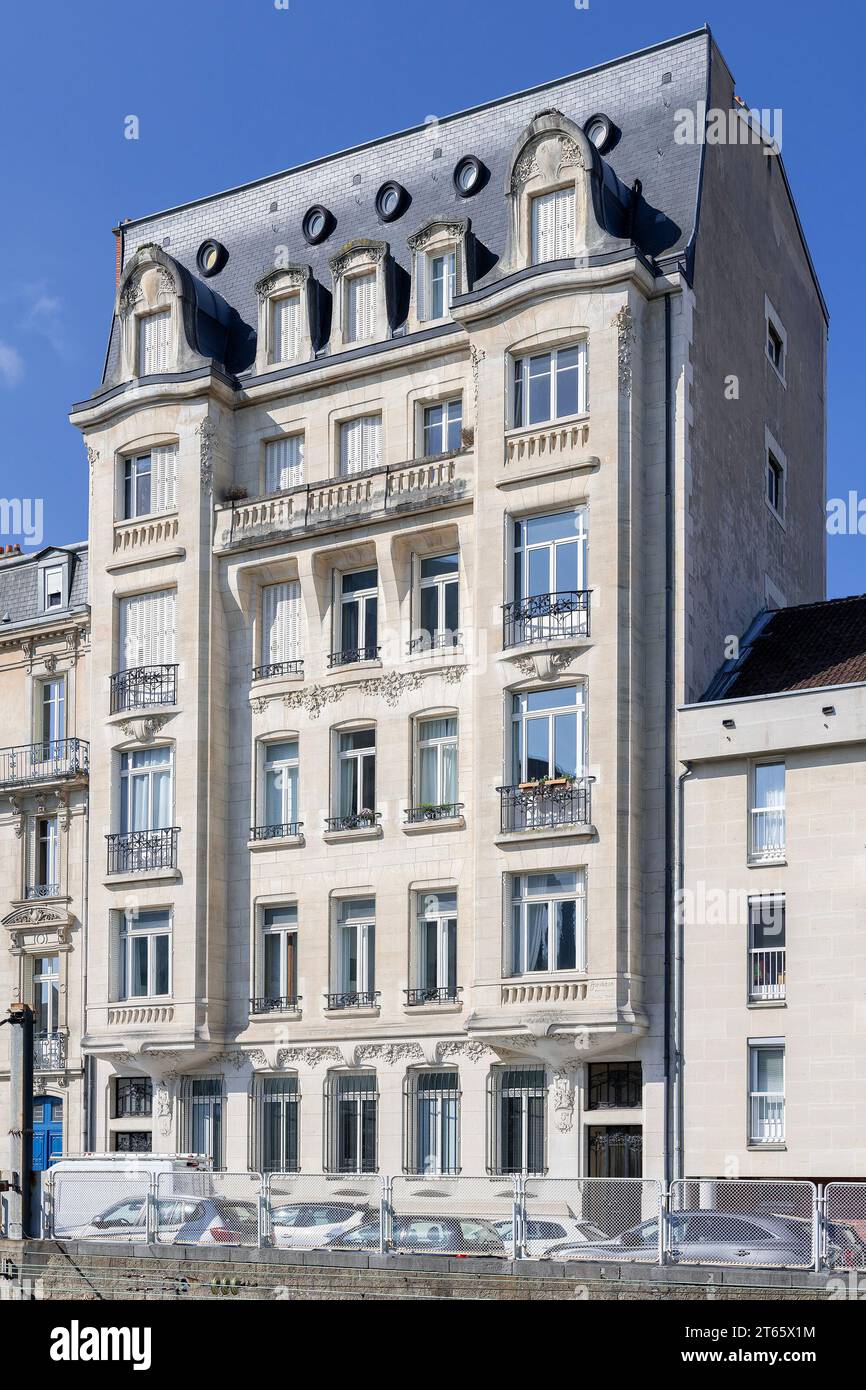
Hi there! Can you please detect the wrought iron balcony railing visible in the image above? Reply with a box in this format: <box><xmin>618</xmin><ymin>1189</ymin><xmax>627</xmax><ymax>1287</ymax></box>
<box><xmin>250</xmin><ymin>821</ymin><xmax>303</xmax><ymax>841</ymax></box>
<box><xmin>325</xmin><ymin>990</ymin><xmax>380</xmax><ymax>1010</ymax></box>
<box><xmin>408</xmin><ymin>630</ymin><xmax>462</xmax><ymax>654</ymax></box>
<box><xmin>502</xmin><ymin>590</ymin><xmax>590</xmax><ymax>648</ymax></box>
<box><xmin>249</xmin><ymin>995</ymin><xmax>302</xmax><ymax>1014</ymax></box>
<box><xmin>106</xmin><ymin>827</ymin><xmax>179</xmax><ymax>875</ymax></box>
<box><xmin>327</xmin><ymin>646</ymin><xmax>380</xmax><ymax>669</ymax></box>
<box><xmin>404</xmin><ymin>986</ymin><xmax>462</xmax><ymax>1006</ymax></box>
<box><xmin>252</xmin><ymin>659</ymin><xmax>304</xmax><ymax>681</ymax></box>
<box><xmin>404</xmin><ymin>803</ymin><xmax>464</xmax><ymax>824</ymax></box>
<box><xmin>109</xmin><ymin>664</ymin><xmax>178</xmax><ymax>713</ymax></box>
<box><xmin>0</xmin><ymin>738</ymin><xmax>89</xmax><ymax>788</ymax></box>
<box><xmin>497</xmin><ymin>777</ymin><xmax>593</xmax><ymax>833</ymax></box>
<box><xmin>325</xmin><ymin>811</ymin><xmax>381</xmax><ymax>833</ymax></box>
<box><xmin>25</xmin><ymin>883</ymin><xmax>61</xmax><ymax>900</ymax></box>
<box><xmin>33</xmin><ymin>1032</ymin><xmax>67</xmax><ymax>1071</ymax></box>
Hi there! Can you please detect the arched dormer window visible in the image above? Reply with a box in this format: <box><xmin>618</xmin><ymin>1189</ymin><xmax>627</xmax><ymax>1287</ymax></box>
<box><xmin>117</xmin><ymin>245</ymin><xmax>180</xmax><ymax>380</ymax></box>
<box><xmin>255</xmin><ymin>266</ymin><xmax>313</xmax><ymax>373</ymax></box>
<box><xmin>407</xmin><ymin>218</ymin><xmax>470</xmax><ymax>331</ymax></box>
<box><xmin>329</xmin><ymin>240</ymin><xmax>389</xmax><ymax>352</ymax></box>
<box><xmin>503</xmin><ymin>112</ymin><xmax>596</xmax><ymax>273</ymax></box>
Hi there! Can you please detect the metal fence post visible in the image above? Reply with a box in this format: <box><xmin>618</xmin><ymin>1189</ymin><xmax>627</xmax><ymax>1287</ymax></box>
<box><xmin>379</xmin><ymin>1176</ymin><xmax>391</xmax><ymax>1255</ymax></box>
<box><xmin>44</xmin><ymin>1169</ymin><xmax>53</xmax><ymax>1239</ymax></box>
<box><xmin>146</xmin><ymin>1175</ymin><xmax>157</xmax><ymax>1244</ymax></box>
<box><xmin>814</xmin><ymin>1184</ymin><xmax>823</xmax><ymax>1273</ymax></box>
<box><xmin>512</xmin><ymin>1176</ymin><xmax>523</xmax><ymax>1261</ymax></box>
<box><xmin>258</xmin><ymin>1173</ymin><xmax>268</xmax><ymax>1250</ymax></box>
<box><xmin>658</xmin><ymin>1184</ymin><xmax>667</xmax><ymax>1266</ymax></box>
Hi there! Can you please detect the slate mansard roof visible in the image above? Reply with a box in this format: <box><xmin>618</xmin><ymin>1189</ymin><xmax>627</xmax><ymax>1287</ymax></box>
<box><xmin>0</xmin><ymin>544</ymin><xmax>88</xmax><ymax>633</ymax></box>
<box><xmin>98</xmin><ymin>28</ymin><xmax>714</xmax><ymax>388</ymax></box>
<box><xmin>702</xmin><ymin>596</ymin><xmax>866</xmax><ymax>702</ymax></box>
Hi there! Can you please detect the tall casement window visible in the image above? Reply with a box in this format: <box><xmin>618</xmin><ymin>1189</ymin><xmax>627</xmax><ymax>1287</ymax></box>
<box><xmin>404</xmin><ymin>1070</ymin><xmax>460</xmax><ymax>1175</ymax></box>
<box><xmin>38</xmin><ymin>677</ymin><xmax>65</xmax><ymax>752</ymax></box>
<box><xmin>258</xmin><ymin>904</ymin><xmax>298</xmax><ymax>1010</ymax></box>
<box><xmin>509</xmin><ymin>870</ymin><xmax>586</xmax><ymax>975</ymax></box>
<box><xmin>512</xmin><ymin>342</ymin><xmax>587</xmax><ymax>428</ymax></box>
<box><xmin>512</xmin><ymin>685</ymin><xmax>585</xmax><ymax>784</ymax></box>
<box><xmin>261</xmin><ymin>740</ymin><xmax>299</xmax><ymax>834</ymax></box>
<box><xmin>336</xmin><ymin>729</ymin><xmax>376</xmax><ymax>824</ymax></box>
<box><xmin>269</xmin><ymin>293</ymin><xmax>301</xmax><ymax>364</ymax></box>
<box><xmin>531</xmin><ymin>187</ymin><xmax>575</xmax><ymax>263</ymax></box>
<box><xmin>184</xmin><ymin>1078</ymin><xmax>224</xmax><ymax>1167</ymax></box>
<box><xmin>335</xmin><ymin>568</ymin><xmax>378</xmax><ymax>665</ymax></box>
<box><xmin>414</xmin><ymin>717</ymin><xmax>458</xmax><ymax>811</ymax></box>
<box><xmin>415</xmin><ymin>553</ymin><xmax>459</xmax><ymax>650</ymax></box>
<box><xmin>123</xmin><ymin>446</ymin><xmax>178</xmax><ymax>519</ymax></box>
<box><xmin>257</xmin><ymin>1075</ymin><xmax>300</xmax><ymax>1173</ymax></box>
<box><xmin>509</xmin><ymin>510</ymin><xmax>589</xmax><ymax>644</ymax></box>
<box><xmin>115</xmin><ymin>1077</ymin><xmax>153</xmax><ymax>1118</ymax></box>
<box><xmin>767</xmin><ymin>448</ymin><xmax>785</xmax><ymax>520</ymax></box>
<box><xmin>32</xmin><ymin>955</ymin><xmax>60</xmax><ymax>1036</ymax></box>
<box><xmin>27</xmin><ymin>815</ymin><xmax>60</xmax><ymax>898</ymax></box>
<box><xmin>748</xmin><ymin>1041</ymin><xmax>785</xmax><ymax>1145</ymax></box>
<box><xmin>118</xmin><ymin>589</ymin><xmax>176</xmax><ymax>671</ymax></box>
<box><xmin>259</xmin><ymin>581</ymin><xmax>302</xmax><ymax>677</ymax></box>
<box><xmin>427</xmin><ymin>250</ymin><xmax>457</xmax><ymax>320</ymax></box>
<box><xmin>344</xmin><ymin>272</ymin><xmax>376</xmax><ymax>344</ymax></box>
<box><xmin>119</xmin><ymin>909</ymin><xmax>171</xmax><ymax>999</ymax></box>
<box><xmin>327</xmin><ymin>1072</ymin><xmax>378</xmax><ymax>1173</ymax></box>
<box><xmin>265</xmin><ymin>434</ymin><xmax>304</xmax><ymax>493</ymax></box>
<box><xmin>422</xmin><ymin>399</ymin><xmax>462</xmax><ymax>457</ymax></box>
<box><xmin>339</xmin><ymin>414</ymin><xmax>381</xmax><ymax>475</ymax></box>
<box><xmin>749</xmin><ymin>762</ymin><xmax>785</xmax><ymax>863</ymax></box>
<box><xmin>137</xmin><ymin>309</ymin><xmax>171</xmax><ymax>374</ymax></box>
<box><xmin>332</xmin><ymin>897</ymin><xmax>376</xmax><ymax>1004</ymax></box>
<box><xmin>488</xmin><ymin>1067</ymin><xmax>546</xmax><ymax>1175</ymax></box>
<box><xmin>412</xmin><ymin>889</ymin><xmax>458</xmax><ymax>1003</ymax></box>
<box><xmin>748</xmin><ymin>896</ymin><xmax>786</xmax><ymax>1002</ymax></box>
<box><xmin>120</xmin><ymin>747</ymin><xmax>172</xmax><ymax>833</ymax></box>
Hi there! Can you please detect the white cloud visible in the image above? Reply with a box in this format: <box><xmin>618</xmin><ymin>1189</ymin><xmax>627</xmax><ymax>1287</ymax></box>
<box><xmin>0</xmin><ymin>342</ymin><xmax>24</xmax><ymax>387</ymax></box>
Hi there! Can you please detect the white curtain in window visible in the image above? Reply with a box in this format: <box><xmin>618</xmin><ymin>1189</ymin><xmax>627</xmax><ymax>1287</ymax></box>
<box><xmin>346</xmin><ymin>273</ymin><xmax>375</xmax><ymax>342</ymax></box>
<box><xmin>265</xmin><ymin>436</ymin><xmax>304</xmax><ymax>493</ymax></box>
<box><xmin>271</xmin><ymin>295</ymin><xmax>300</xmax><ymax>363</ymax></box>
<box><xmin>119</xmin><ymin>590</ymin><xmax>176</xmax><ymax>668</ymax></box>
<box><xmin>262</xmin><ymin>581</ymin><xmax>301</xmax><ymax>664</ymax></box>
<box><xmin>531</xmin><ymin>188</ymin><xmax>575</xmax><ymax>263</ymax></box>
<box><xmin>340</xmin><ymin>416</ymin><xmax>381</xmax><ymax>475</ymax></box>
<box><xmin>138</xmin><ymin>310</ymin><xmax>171</xmax><ymax>374</ymax></box>
<box><xmin>151</xmin><ymin>445</ymin><xmax>178</xmax><ymax>513</ymax></box>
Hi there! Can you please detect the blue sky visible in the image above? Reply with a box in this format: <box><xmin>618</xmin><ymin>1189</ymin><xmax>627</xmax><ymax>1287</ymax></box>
<box><xmin>0</xmin><ymin>0</ymin><xmax>861</xmax><ymax>596</ymax></box>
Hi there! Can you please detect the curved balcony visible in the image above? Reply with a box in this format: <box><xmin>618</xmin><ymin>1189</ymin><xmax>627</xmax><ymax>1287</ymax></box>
<box><xmin>0</xmin><ymin>738</ymin><xmax>88</xmax><ymax>789</ymax></box>
<box><xmin>110</xmin><ymin>664</ymin><xmax>178</xmax><ymax>713</ymax></box>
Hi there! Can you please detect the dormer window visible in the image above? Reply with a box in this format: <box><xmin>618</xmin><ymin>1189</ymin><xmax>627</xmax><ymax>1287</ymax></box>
<box><xmin>531</xmin><ymin>188</ymin><xmax>575</xmax><ymax>264</ymax></box>
<box><xmin>429</xmin><ymin>251</ymin><xmax>456</xmax><ymax>319</ymax></box>
<box><xmin>503</xmin><ymin>113</ymin><xmax>593</xmax><ymax>273</ymax></box>
<box><xmin>408</xmin><ymin>220</ymin><xmax>469</xmax><ymax>330</ymax></box>
<box><xmin>137</xmin><ymin>309</ymin><xmax>171</xmax><ymax>375</ymax></box>
<box><xmin>116</xmin><ymin>248</ymin><xmax>179</xmax><ymax>382</ymax></box>
<box><xmin>254</xmin><ymin>267</ymin><xmax>312</xmax><ymax>374</ymax></box>
<box><xmin>43</xmin><ymin>566</ymin><xmax>63</xmax><ymax>610</ymax></box>
<box><xmin>345</xmin><ymin>272</ymin><xmax>376</xmax><ymax>344</ymax></box>
<box><xmin>270</xmin><ymin>293</ymin><xmax>301</xmax><ymax>365</ymax></box>
<box><xmin>329</xmin><ymin>242</ymin><xmax>388</xmax><ymax>353</ymax></box>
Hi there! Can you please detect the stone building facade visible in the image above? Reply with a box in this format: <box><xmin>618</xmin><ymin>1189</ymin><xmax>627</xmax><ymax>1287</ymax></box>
<box><xmin>55</xmin><ymin>28</ymin><xmax>825</xmax><ymax>1180</ymax></box>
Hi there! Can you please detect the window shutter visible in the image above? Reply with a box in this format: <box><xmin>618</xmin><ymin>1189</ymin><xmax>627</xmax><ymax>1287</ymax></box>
<box><xmin>263</xmin><ymin>581</ymin><xmax>301</xmax><ymax>663</ymax></box>
<box><xmin>151</xmin><ymin>445</ymin><xmax>177</xmax><ymax>512</ymax></box>
<box><xmin>25</xmin><ymin>814</ymin><xmax>37</xmax><ymax>893</ymax></box>
<box><xmin>347</xmin><ymin>273</ymin><xmax>375</xmax><ymax>342</ymax></box>
<box><xmin>362</xmin><ymin>416</ymin><xmax>381</xmax><ymax>471</ymax></box>
<box><xmin>554</xmin><ymin>188</ymin><xmax>575</xmax><ymax>258</ymax></box>
<box><xmin>265</xmin><ymin>435</ymin><xmax>304</xmax><ymax>493</ymax></box>
<box><xmin>138</xmin><ymin>310</ymin><xmax>171</xmax><ymax>374</ymax></box>
<box><xmin>416</xmin><ymin>250</ymin><xmax>427</xmax><ymax>322</ymax></box>
<box><xmin>341</xmin><ymin>420</ymin><xmax>361</xmax><ymax>475</ymax></box>
<box><xmin>120</xmin><ymin>590</ymin><xmax>176</xmax><ymax>668</ymax></box>
<box><xmin>532</xmin><ymin>194</ymin><xmax>553</xmax><ymax>264</ymax></box>
<box><xmin>272</xmin><ymin>295</ymin><xmax>300</xmax><ymax>363</ymax></box>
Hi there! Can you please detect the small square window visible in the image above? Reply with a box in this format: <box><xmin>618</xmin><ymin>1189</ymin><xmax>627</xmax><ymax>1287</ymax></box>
<box><xmin>767</xmin><ymin>450</ymin><xmax>784</xmax><ymax>518</ymax></box>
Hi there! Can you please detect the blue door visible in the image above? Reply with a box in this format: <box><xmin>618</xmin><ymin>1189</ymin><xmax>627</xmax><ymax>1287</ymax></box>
<box><xmin>33</xmin><ymin>1096</ymin><xmax>63</xmax><ymax>1170</ymax></box>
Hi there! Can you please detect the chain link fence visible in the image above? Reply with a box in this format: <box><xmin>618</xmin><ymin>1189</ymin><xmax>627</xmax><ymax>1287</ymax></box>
<box><xmin>824</xmin><ymin>1182</ymin><xmax>866</xmax><ymax>1270</ymax></box>
<box><xmin>668</xmin><ymin>1178</ymin><xmax>816</xmax><ymax>1268</ymax></box>
<box><xmin>524</xmin><ymin>1177</ymin><xmax>663</xmax><ymax>1261</ymax></box>
<box><xmin>389</xmin><ymin>1175</ymin><xmax>516</xmax><ymax>1257</ymax></box>
<box><xmin>265</xmin><ymin>1172</ymin><xmax>383</xmax><ymax>1251</ymax></box>
<box><xmin>49</xmin><ymin>1168</ymin><xmax>153</xmax><ymax>1241</ymax></box>
<box><xmin>156</xmin><ymin>1171</ymin><xmax>261</xmax><ymax>1245</ymax></box>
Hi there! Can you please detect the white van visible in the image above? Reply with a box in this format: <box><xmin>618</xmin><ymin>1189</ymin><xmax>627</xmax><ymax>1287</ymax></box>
<box><xmin>49</xmin><ymin>1154</ymin><xmax>211</xmax><ymax>1240</ymax></box>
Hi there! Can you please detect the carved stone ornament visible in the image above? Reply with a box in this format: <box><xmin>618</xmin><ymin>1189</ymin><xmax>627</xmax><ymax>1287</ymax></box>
<box><xmin>357</xmin><ymin>670</ymin><xmax>424</xmax><ymax>706</ymax></box>
<box><xmin>156</xmin><ymin>1083</ymin><xmax>173</xmax><ymax>1136</ymax></box>
<box><xmin>276</xmin><ymin>1046</ymin><xmax>342</xmax><ymax>1069</ymax></box>
<box><xmin>470</xmin><ymin>345</ymin><xmax>486</xmax><ymax>419</ymax></box>
<box><xmin>513</xmin><ymin>649</ymin><xmax>580</xmax><ymax>681</ymax></box>
<box><xmin>612</xmin><ymin>305</ymin><xmax>636</xmax><ymax>397</ymax></box>
<box><xmin>252</xmin><ymin>666</ymin><xmax>468</xmax><ymax>718</ymax></box>
<box><xmin>119</xmin><ymin>715</ymin><xmax>170</xmax><ymax>744</ymax></box>
<box><xmin>329</xmin><ymin>241</ymin><xmax>387</xmax><ymax>278</ymax></box>
<box><xmin>2</xmin><ymin>905</ymin><xmax>66</xmax><ymax>928</ymax></box>
<box><xmin>118</xmin><ymin>276</ymin><xmax>143</xmax><ymax>320</ymax></box>
<box><xmin>354</xmin><ymin>1042</ymin><xmax>424</xmax><ymax>1066</ymax></box>
<box><xmin>255</xmin><ymin>267</ymin><xmax>308</xmax><ymax>301</ymax></box>
<box><xmin>407</xmin><ymin>221</ymin><xmax>466</xmax><ymax>252</ymax></box>
<box><xmin>197</xmin><ymin>416</ymin><xmax>218</xmax><ymax>496</ymax></box>
<box><xmin>213</xmin><ymin>1050</ymin><xmax>248</xmax><ymax>1071</ymax></box>
<box><xmin>247</xmin><ymin>1049</ymin><xmax>269</xmax><ymax>1069</ymax></box>
<box><xmin>551</xmin><ymin>1070</ymin><xmax>575</xmax><ymax>1132</ymax></box>
<box><xmin>436</xmin><ymin>1040</ymin><xmax>495</xmax><ymax>1064</ymax></box>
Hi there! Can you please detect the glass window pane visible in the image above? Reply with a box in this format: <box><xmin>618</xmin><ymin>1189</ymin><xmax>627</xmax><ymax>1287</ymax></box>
<box><xmin>264</xmin><ymin>933</ymin><xmax>282</xmax><ymax>997</ymax></box>
<box><xmin>419</xmin><ymin>745</ymin><xmax>438</xmax><ymax>804</ymax></box>
<box><xmin>154</xmin><ymin>935</ymin><xmax>170</xmax><ymax>995</ymax></box>
<box><xmin>131</xmin><ymin>937</ymin><xmax>148</xmax><ymax>997</ymax></box>
<box><xmin>525</xmin><ymin>718</ymin><xmax>550</xmax><ymax>780</ymax></box>
<box><xmin>527</xmin><ymin>355</ymin><xmax>551</xmax><ymax>424</ymax></box>
<box><xmin>420</xmin><ymin>585</ymin><xmax>439</xmax><ymax>637</ymax></box>
<box><xmin>553</xmin><ymin>712</ymin><xmax>578</xmax><ymax>777</ymax></box>
<box><xmin>555</xmin><ymin>901</ymin><xmax>576</xmax><ymax>970</ymax></box>
<box><xmin>526</xmin><ymin>903</ymin><xmax>549</xmax><ymax>971</ymax></box>
<box><xmin>555</xmin><ymin>347</ymin><xmax>580</xmax><ymax>418</ymax></box>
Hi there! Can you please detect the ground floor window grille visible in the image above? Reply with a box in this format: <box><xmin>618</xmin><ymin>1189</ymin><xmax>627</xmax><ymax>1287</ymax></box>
<box><xmin>326</xmin><ymin>1072</ymin><xmax>378</xmax><ymax>1173</ymax></box>
<box><xmin>487</xmin><ymin>1067</ymin><xmax>546</xmax><ymax>1174</ymax></box>
<box><xmin>257</xmin><ymin>1075</ymin><xmax>300</xmax><ymax>1172</ymax></box>
<box><xmin>181</xmin><ymin>1077</ymin><xmax>224</xmax><ymax>1168</ymax></box>
<box><xmin>404</xmin><ymin>1070</ymin><xmax>460</xmax><ymax>1174</ymax></box>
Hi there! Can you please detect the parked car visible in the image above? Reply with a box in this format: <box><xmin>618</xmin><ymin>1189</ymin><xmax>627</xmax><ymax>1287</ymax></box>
<box><xmin>493</xmin><ymin>1216</ymin><xmax>608</xmax><ymax>1258</ymax></box>
<box><xmin>328</xmin><ymin>1213</ymin><xmax>506</xmax><ymax>1256</ymax></box>
<box><xmin>73</xmin><ymin>1195</ymin><xmax>201</xmax><ymax>1242</ymax></box>
<box><xmin>543</xmin><ymin>1210</ymin><xmax>813</xmax><ymax>1266</ymax></box>
<box><xmin>269</xmin><ymin>1202</ymin><xmax>376</xmax><ymax>1249</ymax></box>
<box><xmin>174</xmin><ymin>1197</ymin><xmax>260</xmax><ymax>1245</ymax></box>
<box><xmin>825</xmin><ymin>1221</ymin><xmax>866</xmax><ymax>1269</ymax></box>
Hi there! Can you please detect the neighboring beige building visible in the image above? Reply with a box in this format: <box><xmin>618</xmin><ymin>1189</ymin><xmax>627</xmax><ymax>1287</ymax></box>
<box><xmin>680</xmin><ymin>597</ymin><xmax>866</xmax><ymax>1183</ymax></box>
<box><xmin>0</xmin><ymin>545</ymin><xmax>90</xmax><ymax>1168</ymax></box>
<box><xmin>63</xmin><ymin>30</ymin><xmax>826</xmax><ymax>1180</ymax></box>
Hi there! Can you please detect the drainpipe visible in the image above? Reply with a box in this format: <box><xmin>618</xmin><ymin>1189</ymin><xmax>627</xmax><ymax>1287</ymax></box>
<box><xmin>662</xmin><ymin>292</ymin><xmax>675</xmax><ymax>1188</ymax></box>
<box><xmin>673</xmin><ymin>763</ymin><xmax>692</xmax><ymax>1182</ymax></box>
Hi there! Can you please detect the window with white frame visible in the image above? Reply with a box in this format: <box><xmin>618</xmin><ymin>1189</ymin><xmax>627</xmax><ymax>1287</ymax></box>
<box><xmin>119</xmin><ymin>589</ymin><xmax>176</xmax><ymax>670</ymax></box>
<box><xmin>415</xmin><ymin>553</ymin><xmax>459</xmax><ymax>650</ymax></box>
<box><xmin>509</xmin><ymin>870</ymin><xmax>585</xmax><ymax>975</ymax></box>
<box><xmin>511</xmin><ymin>685</ymin><xmax>585</xmax><ymax>785</ymax></box>
<box><xmin>427</xmin><ymin>249</ymin><xmax>456</xmax><ymax>320</ymax></box>
<box><xmin>32</xmin><ymin>954</ymin><xmax>60</xmax><ymax>1035</ymax></box>
<box><xmin>422</xmin><ymin>399</ymin><xmax>462</xmax><ymax>457</ymax></box>
<box><xmin>326</xmin><ymin>1071</ymin><xmax>378</xmax><ymax>1173</ymax></box>
<box><xmin>119</xmin><ymin>747</ymin><xmax>173</xmax><ymax>833</ymax></box>
<box><xmin>183</xmin><ymin>1077</ymin><xmax>223</xmax><ymax>1167</ymax></box>
<box><xmin>42</xmin><ymin>566</ymin><xmax>64</xmax><ymax>611</ymax></box>
<box><xmin>123</xmin><ymin>446</ymin><xmax>177</xmax><ymax>519</ymax></box>
<box><xmin>748</xmin><ymin>896</ymin><xmax>786</xmax><ymax>1003</ymax></box>
<box><xmin>258</xmin><ymin>904</ymin><xmax>298</xmax><ymax>1009</ymax></box>
<box><xmin>260</xmin><ymin>739</ymin><xmax>299</xmax><ymax>834</ymax></box>
<box><xmin>335</xmin><ymin>567</ymin><xmax>378</xmax><ymax>663</ymax></box>
<box><xmin>260</xmin><ymin>581</ymin><xmax>302</xmax><ymax>673</ymax></box>
<box><xmin>269</xmin><ymin>293</ymin><xmax>301</xmax><ymax>364</ymax></box>
<box><xmin>765</xmin><ymin>298</ymin><xmax>787</xmax><ymax>382</ymax></box>
<box><xmin>531</xmin><ymin>187</ymin><xmax>575</xmax><ymax>264</ymax></box>
<box><xmin>512</xmin><ymin>343</ymin><xmax>587</xmax><ymax>428</ymax></box>
<box><xmin>345</xmin><ymin>272</ymin><xmax>376</xmax><ymax>344</ymax></box>
<box><xmin>332</xmin><ymin>897</ymin><xmax>376</xmax><ymax>1002</ymax></box>
<box><xmin>257</xmin><ymin>1075</ymin><xmax>300</xmax><ymax>1173</ymax></box>
<box><xmin>404</xmin><ymin>1070</ymin><xmax>460</xmax><ymax>1175</ymax></box>
<box><xmin>414</xmin><ymin>717</ymin><xmax>458</xmax><ymax>811</ymax></box>
<box><xmin>137</xmin><ymin>309</ymin><xmax>171</xmax><ymax>375</ymax></box>
<box><xmin>336</xmin><ymin>728</ymin><xmax>376</xmax><ymax>821</ymax></box>
<box><xmin>264</xmin><ymin>434</ymin><xmax>304</xmax><ymax>493</ymax></box>
<box><xmin>339</xmin><ymin>414</ymin><xmax>381</xmax><ymax>475</ymax></box>
<box><xmin>119</xmin><ymin>908</ymin><xmax>171</xmax><ymax>999</ymax></box>
<box><xmin>767</xmin><ymin>447</ymin><xmax>785</xmax><ymax>520</ymax></box>
<box><xmin>37</xmin><ymin>677</ymin><xmax>65</xmax><ymax>750</ymax></box>
<box><xmin>27</xmin><ymin>815</ymin><xmax>60</xmax><ymax>898</ymax></box>
<box><xmin>509</xmin><ymin>509</ymin><xmax>589</xmax><ymax>644</ymax></box>
<box><xmin>413</xmin><ymin>889</ymin><xmax>457</xmax><ymax>1002</ymax></box>
<box><xmin>748</xmin><ymin>1041</ymin><xmax>785</xmax><ymax>1145</ymax></box>
<box><xmin>749</xmin><ymin>762</ymin><xmax>785</xmax><ymax>863</ymax></box>
<box><xmin>488</xmin><ymin>1066</ymin><xmax>546</xmax><ymax>1174</ymax></box>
